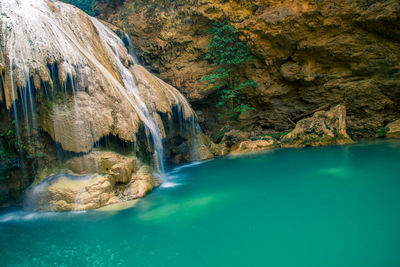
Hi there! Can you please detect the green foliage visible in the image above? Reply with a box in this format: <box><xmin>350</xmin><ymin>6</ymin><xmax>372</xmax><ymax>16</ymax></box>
<box><xmin>377</xmin><ymin>127</ymin><xmax>389</xmax><ymax>137</ymax></box>
<box><xmin>204</xmin><ymin>23</ymin><xmax>253</xmax><ymax>65</ymax></box>
<box><xmin>201</xmin><ymin>22</ymin><xmax>258</xmax><ymax>121</ymax></box>
<box><xmin>262</xmin><ymin>131</ymin><xmax>292</xmax><ymax>140</ymax></box>
<box><xmin>0</xmin><ymin>125</ymin><xmax>21</xmax><ymax>181</ymax></box>
<box><xmin>61</xmin><ymin>0</ymin><xmax>97</xmax><ymax>16</ymax></box>
<box><xmin>0</xmin><ymin>120</ymin><xmax>45</xmax><ymax>181</ymax></box>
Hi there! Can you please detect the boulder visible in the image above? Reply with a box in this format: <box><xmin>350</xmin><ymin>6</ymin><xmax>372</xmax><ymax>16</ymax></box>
<box><xmin>24</xmin><ymin>173</ymin><xmax>118</xmax><ymax>211</ymax></box>
<box><xmin>197</xmin><ymin>133</ymin><xmax>229</xmax><ymax>157</ymax></box>
<box><xmin>122</xmin><ymin>166</ymin><xmax>160</xmax><ymax>200</ymax></box>
<box><xmin>221</xmin><ymin>129</ymin><xmax>250</xmax><ymax>147</ymax></box>
<box><xmin>387</xmin><ymin>119</ymin><xmax>400</xmax><ymax>138</ymax></box>
<box><xmin>230</xmin><ymin>137</ymin><xmax>276</xmax><ymax>154</ymax></box>
<box><xmin>66</xmin><ymin>151</ymin><xmax>140</xmax><ymax>184</ymax></box>
<box><xmin>281</xmin><ymin>105</ymin><xmax>353</xmax><ymax>147</ymax></box>
<box><xmin>24</xmin><ymin>164</ymin><xmax>160</xmax><ymax>212</ymax></box>
<box><xmin>24</xmin><ymin>151</ymin><xmax>160</xmax><ymax>211</ymax></box>
<box><xmin>169</xmin><ymin>132</ymin><xmax>228</xmax><ymax>163</ymax></box>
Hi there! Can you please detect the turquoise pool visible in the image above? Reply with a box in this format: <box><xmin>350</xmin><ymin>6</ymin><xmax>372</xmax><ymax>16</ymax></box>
<box><xmin>1</xmin><ymin>140</ymin><xmax>400</xmax><ymax>266</ymax></box>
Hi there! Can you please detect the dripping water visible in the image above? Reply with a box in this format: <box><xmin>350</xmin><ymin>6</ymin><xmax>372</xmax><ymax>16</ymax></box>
<box><xmin>93</xmin><ymin>22</ymin><xmax>167</xmax><ymax>179</ymax></box>
<box><xmin>123</xmin><ymin>34</ymin><xmax>140</xmax><ymax>65</ymax></box>
<box><xmin>8</xmin><ymin>53</ymin><xmax>28</xmax><ymax>185</ymax></box>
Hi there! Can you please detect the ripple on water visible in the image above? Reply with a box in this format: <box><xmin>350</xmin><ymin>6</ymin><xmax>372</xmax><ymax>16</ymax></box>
<box><xmin>318</xmin><ymin>166</ymin><xmax>351</xmax><ymax>178</ymax></box>
<box><xmin>0</xmin><ymin>211</ymin><xmax>58</xmax><ymax>223</ymax></box>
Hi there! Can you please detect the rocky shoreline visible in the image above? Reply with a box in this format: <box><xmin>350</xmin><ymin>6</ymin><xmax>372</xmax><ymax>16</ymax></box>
<box><xmin>220</xmin><ymin>104</ymin><xmax>352</xmax><ymax>155</ymax></box>
<box><xmin>3</xmin><ymin>101</ymin><xmax>399</xmax><ymax>212</ymax></box>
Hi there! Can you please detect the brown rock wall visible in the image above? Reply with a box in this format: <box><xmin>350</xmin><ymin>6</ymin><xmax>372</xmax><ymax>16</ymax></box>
<box><xmin>97</xmin><ymin>0</ymin><xmax>400</xmax><ymax>137</ymax></box>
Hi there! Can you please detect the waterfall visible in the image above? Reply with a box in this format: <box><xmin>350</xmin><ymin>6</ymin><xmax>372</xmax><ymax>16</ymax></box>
<box><xmin>0</xmin><ymin>0</ymin><xmax>206</xmax><ymax>179</ymax></box>
<box><xmin>123</xmin><ymin>34</ymin><xmax>140</xmax><ymax>65</ymax></box>
<box><xmin>0</xmin><ymin>0</ymin><xmax>220</xmax><ymax>211</ymax></box>
<box><xmin>91</xmin><ymin>19</ymin><xmax>168</xmax><ymax>178</ymax></box>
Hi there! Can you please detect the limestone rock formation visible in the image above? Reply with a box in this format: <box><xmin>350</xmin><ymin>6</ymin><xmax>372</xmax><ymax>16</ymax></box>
<box><xmin>0</xmin><ymin>0</ymin><xmax>221</xmax><ymax>210</ymax></box>
<box><xmin>1</xmin><ymin>0</ymin><xmax>197</xmax><ymax>154</ymax></box>
<box><xmin>281</xmin><ymin>105</ymin><xmax>353</xmax><ymax>147</ymax></box>
<box><xmin>65</xmin><ymin>151</ymin><xmax>140</xmax><ymax>183</ymax></box>
<box><xmin>24</xmin><ymin>150</ymin><xmax>160</xmax><ymax>211</ymax></box>
<box><xmin>24</xmin><ymin>163</ymin><xmax>159</xmax><ymax>211</ymax></box>
<box><xmin>167</xmin><ymin>132</ymin><xmax>228</xmax><ymax>163</ymax></box>
<box><xmin>35</xmin><ymin>174</ymin><xmax>117</xmax><ymax>211</ymax></box>
<box><xmin>97</xmin><ymin>0</ymin><xmax>400</xmax><ymax>138</ymax></box>
<box><xmin>387</xmin><ymin>119</ymin><xmax>400</xmax><ymax>138</ymax></box>
<box><xmin>221</xmin><ymin>129</ymin><xmax>251</xmax><ymax>148</ymax></box>
<box><xmin>230</xmin><ymin>137</ymin><xmax>276</xmax><ymax>155</ymax></box>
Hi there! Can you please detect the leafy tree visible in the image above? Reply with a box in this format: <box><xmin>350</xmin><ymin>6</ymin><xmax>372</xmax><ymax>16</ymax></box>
<box><xmin>201</xmin><ymin>22</ymin><xmax>258</xmax><ymax>120</ymax></box>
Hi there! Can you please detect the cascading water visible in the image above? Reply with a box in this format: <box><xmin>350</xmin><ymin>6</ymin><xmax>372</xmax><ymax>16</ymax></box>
<box><xmin>91</xmin><ymin>19</ymin><xmax>172</xmax><ymax>179</ymax></box>
<box><xmin>123</xmin><ymin>34</ymin><xmax>140</xmax><ymax>65</ymax></box>
<box><xmin>0</xmin><ymin>0</ymin><xmax>218</xmax><ymax>211</ymax></box>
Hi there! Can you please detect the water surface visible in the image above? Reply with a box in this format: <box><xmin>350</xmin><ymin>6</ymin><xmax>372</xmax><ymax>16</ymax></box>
<box><xmin>1</xmin><ymin>140</ymin><xmax>400</xmax><ymax>266</ymax></box>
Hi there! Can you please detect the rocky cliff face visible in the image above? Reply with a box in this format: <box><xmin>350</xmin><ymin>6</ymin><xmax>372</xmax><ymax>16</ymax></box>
<box><xmin>97</xmin><ymin>0</ymin><xmax>400</xmax><ymax>139</ymax></box>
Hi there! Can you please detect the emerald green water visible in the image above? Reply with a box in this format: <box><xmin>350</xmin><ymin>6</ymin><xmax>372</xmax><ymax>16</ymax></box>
<box><xmin>1</xmin><ymin>140</ymin><xmax>400</xmax><ymax>266</ymax></box>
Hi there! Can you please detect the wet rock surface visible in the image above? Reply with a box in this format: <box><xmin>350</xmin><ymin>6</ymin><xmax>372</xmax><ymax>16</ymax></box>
<box><xmin>167</xmin><ymin>132</ymin><xmax>228</xmax><ymax>163</ymax></box>
<box><xmin>24</xmin><ymin>151</ymin><xmax>160</xmax><ymax>211</ymax></box>
<box><xmin>1</xmin><ymin>0</ymin><xmax>199</xmax><ymax>154</ymax></box>
<box><xmin>24</xmin><ymin>167</ymin><xmax>159</xmax><ymax>211</ymax></box>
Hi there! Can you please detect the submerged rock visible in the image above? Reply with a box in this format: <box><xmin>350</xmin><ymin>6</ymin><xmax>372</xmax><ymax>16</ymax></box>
<box><xmin>281</xmin><ymin>105</ymin><xmax>353</xmax><ymax>147</ymax></box>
